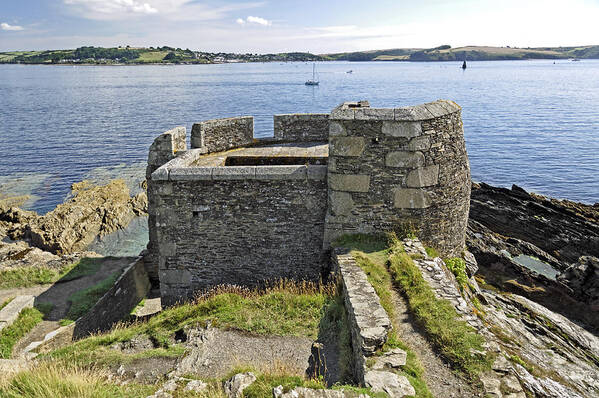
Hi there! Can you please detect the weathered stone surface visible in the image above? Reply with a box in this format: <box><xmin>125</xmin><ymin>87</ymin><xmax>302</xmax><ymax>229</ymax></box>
<box><xmin>394</xmin><ymin>105</ymin><xmax>434</xmax><ymax>121</ymax></box>
<box><xmin>329</xmin><ymin>191</ymin><xmax>354</xmax><ymax>216</ymax></box>
<box><xmin>382</xmin><ymin>121</ymin><xmax>422</xmax><ymax>138</ymax></box>
<box><xmin>212</xmin><ymin>166</ymin><xmax>256</xmax><ymax>180</ymax></box>
<box><xmin>191</xmin><ymin>116</ymin><xmax>253</xmax><ymax>153</ymax></box>
<box><xmin>372</xmin><ymin>348</ymin><xmax>407</xmax><ymax>370</ymax></box>
<box><xmin>330</xmin><ymin>137</ymin><xmax>366</xmax><ymax>157</ymax></box>
<box><xmin>406</xmin><ymin>165</ymin><xmax>439</xmax><ymax>188</ymax></box>
<box><xmin>480</xmin><ymin>373</ymin><xmax>502</xmax><ymax>398</ymax></box>
<box><xmin>406</xmin><ymin>136</ymin><xmax>431</xmax><ymax>151</ymax></box>
<box><xmin>329</xmin><ymin>121</ymin><xmax>346</xmax><ymax>137</ymax></box>
<box><xmin>354</xmin><ymin>108</ymin><xmax>394</xmax><ymax>120</ymax></box>
<box><xmin>169</xmin><ymin>167</ymin><xmax>213</xmax><ymax>181</ymax></box>
<box><xmin>0</xmin><ymin>295</ymin><xmax>34</xmax><ymax>331</ymax></box>
<box><xmin>184</xmin><ymin>380</ymin><xmax>208</xmax><ymax>392</ymax></box>
<box><xmin>274</xmin><ymin>114</ymin><xmax>329</xmax><ymax>142</ymax></box>
<box><xmin>224</xmin><ymin>372</ymin><xmax>256</xmax><ymax>398</ymax></box>
<box><xmin>385</xmin><ymin>151</ymin><xmax>425</xmax><ymax>168</ymax></box>
<box><xmin>255</xmin><ymin>165</ymin><xmax>307</xmax><ymax>180</ymax></box>
<box><xmin>393</xmin><ymin>188</ymin><xmax>432</xmax><ymax>209</ymax></box>
<box><xmin>364</xmin><ymin>370</ymin><xmax>415</xmax><ymax>398</ymax></box>
<box><xmin>329</xmin><ymin>174</ymin><xmax>370</xmax><ymax>193</ymax></box>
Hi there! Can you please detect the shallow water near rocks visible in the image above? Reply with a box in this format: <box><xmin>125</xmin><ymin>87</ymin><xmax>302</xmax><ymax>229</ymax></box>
<box><xmin>512</xmin><ymin>254</ymin><xmax>560</xmax><ymax>280</ymax></box>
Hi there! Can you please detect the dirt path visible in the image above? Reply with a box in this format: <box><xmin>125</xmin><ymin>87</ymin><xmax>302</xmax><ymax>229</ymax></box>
<box><xmin>3</xmin><ymin>257</ymin><xmax>135</xmax><ymax>357</ymax></box>
<box><xmin>390</xmin><ymin>287</ymin><xmax>482</xmax><ymax>397</ymax></box>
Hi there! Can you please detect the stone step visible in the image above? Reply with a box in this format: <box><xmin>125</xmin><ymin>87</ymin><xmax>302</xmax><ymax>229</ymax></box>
<box><xmin>0</xmin><ymin>295</ymin><xmax>35</xmax><ymax>332</ymax></box>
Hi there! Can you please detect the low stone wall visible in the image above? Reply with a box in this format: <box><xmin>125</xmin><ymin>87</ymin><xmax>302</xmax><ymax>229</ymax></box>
<box><xmin>0</xmin><ymin>296</ymin><xmax>34</xmax><ymax>332</ymax></box>
<box><xmin>332</xmin><ymin>249</ymin><xmax>416</xmax><ymax>396</ymax></box>
<box><xmin>325</xmin><ymin>100</ymin><xmax>471</xmax><ymax>257</ymax></box>
<box><xmin>152</xmin><ymin>158</ymin><xmax>329</xmax><ymax>306</ymax></box>
<box><xmin>191</xmin><ymin>116</ymin><xmax>254</xmax><ymax>154</ymax></box>
<box><xmin>273</xmin><ymin>114</ymin><xmax>329</xmax><ymax>142</ymax></box>
<box><xmin>73</xmin><ymin>256</ymin><xmax>150</xmax><ymax>339</ymax></box>
<box><xmin>332</xmin><ymin>248</ymin><xmax>391</xmax><ymax>382</ymax></box>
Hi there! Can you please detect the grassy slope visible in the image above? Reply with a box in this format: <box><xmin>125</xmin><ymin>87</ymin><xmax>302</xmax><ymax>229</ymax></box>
<box><xmin>49</xmin><ymin>283</ymin><xmax>335</xmax><ymax>367</ymax></box>
<box><xmin>0</xmin><ymin>257</ymin><xmax>104</xmax><ymax>289</ymax></box>
<box><xmin>0</xmin><ymin>307</ymin><xmax>45</xmax><ymax>358</ymax></box>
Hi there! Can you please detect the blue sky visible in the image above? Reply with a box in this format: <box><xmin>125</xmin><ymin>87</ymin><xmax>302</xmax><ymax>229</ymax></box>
<box><xmin>1</xmin><ymin>0</ymin><xmax>598</xmax><ymax>52</ymax></box>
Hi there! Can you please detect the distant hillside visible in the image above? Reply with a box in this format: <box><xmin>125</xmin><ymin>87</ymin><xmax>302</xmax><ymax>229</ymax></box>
<box><xmin>0</xmin><ymin>46</ymin><xmax>326</xmax><ymax>65</ymax></box>
<box><xmin>325</xmin><ymin>45</ymin><xmax>599</xmax><ymax>61</ymax></box>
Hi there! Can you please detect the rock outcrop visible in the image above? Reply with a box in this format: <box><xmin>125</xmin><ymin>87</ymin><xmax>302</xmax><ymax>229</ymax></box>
<box><xmin>1</xmin><ymin>179</ymin><xmax>147</xmax><ymax>255</ymax></box>
<box><xmin>467</xmin><ymin>182</ymin><xmax>599</xmax><ymax>331</ymax></box>
<box><xmin>469</xmin><ymin>182</ymin><xmax>599</xmax><ymax>263</ymax></box>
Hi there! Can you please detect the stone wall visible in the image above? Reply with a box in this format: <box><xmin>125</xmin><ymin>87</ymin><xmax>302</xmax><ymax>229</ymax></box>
<box><xmin>273</xmin><ymin>114</ymin><xmax>329</xmax><ymax>142</ymax></box>
<box><xmin>73</xmin><ymin>256</ymin><xmax>150</xmax><ymax>339</ymax></box>
<box><xmin>324</xmin><ymin>100</ymin><xmax>471</xmax><ymax>257</ymax></box>
<box><xmin>191</xmin><ymin>116</ymin><xmax>254</xmax><ymax>153</ymax></box>
<box><xmin>146</xmin><ymin>127</ymin><xmax>187</xmax><ymax>283</ymax></box>
<box><xmin>152</xmin><ymin>160</ymin><xmax>328</xmax><ymax>306</ymax></box>
<box><xmin>332</xmin><ymin>248</ymin><xmax>391</xmax><ymax>383</ymax></box>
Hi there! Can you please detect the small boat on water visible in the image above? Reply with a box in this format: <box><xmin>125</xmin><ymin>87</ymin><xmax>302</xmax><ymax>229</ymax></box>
<box><xmin>571</xmin><ymin>58</ymin><xmax>581</xmax><ymax>62</ymax></box>
<box><xmin>462</xmin><ymin>60</ymin><xmax>467</xmax><ymax>69</ymax></box>
<box><xmin>346</xmin><ymin>70</ymin><xmax>353</xmax><ymax>74</ymax></box>
<box><xmin>305</xmin><ymin>63</ymin><xmax>319</xmax><ymax>86</ymax></box>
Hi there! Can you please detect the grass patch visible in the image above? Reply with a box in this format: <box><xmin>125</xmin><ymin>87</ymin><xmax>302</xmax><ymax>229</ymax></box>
<box><xmin>49</xmin><ymin>281</ymin><xmax>335</xmax><ymax>367</ymax></box>
<box><xmin>444</xmin><ymin>258</ymin><xmax>469</xmax><ymax>291</ymax></box>
<box><xmin>425</xmin><ymin>247</ymin><xmax>439</xmax><ymax>258</ymax></box>
<box><xmin>0</xmin><ymin>363</ymin><xmax>154</xmax><ymax>398</ymax></box>
<box><xmin>0</xmin><ymin>257</ymin><xmax>104</xmax><ymax>289</ymax></box>
<box><xmin>333</xmin><ymin>234</ymin><xmax>433</xmax><ymax>398</ymax></box>
<box><xmin>388</xmin><ymin>237</ymin><xmax>492</xmax><ymax>379</ymax></box>
<box><xmin>0</xmin><ymin>307</ymin><xmax>45</xmax><ymax>358</ymax></box>
<box><xmin>62</xmin><ymin>271</ymin><xmax>121</xmax><ymax>323</ymax></box>
<box><xmin>0</xmin><ymin>297</ymin><xmax>14</xmax><ymax>311</ymax></box>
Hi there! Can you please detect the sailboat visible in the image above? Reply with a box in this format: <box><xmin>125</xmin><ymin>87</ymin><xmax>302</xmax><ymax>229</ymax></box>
<box><xmin>305</xmin><ymin>63</ymin><xmax>319</xmax><ymax>86</ymax></box>
<box><xmin>462</xmin><ymin>60</ymin><xmax>467</xmax><ymax>70</ymax></box>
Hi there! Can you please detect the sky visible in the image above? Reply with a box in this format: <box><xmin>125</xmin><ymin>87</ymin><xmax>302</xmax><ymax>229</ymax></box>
<box><xmin>1</xmin><ymin>0</ymin><xmax>599</xmax><ymax>53</ymax></box>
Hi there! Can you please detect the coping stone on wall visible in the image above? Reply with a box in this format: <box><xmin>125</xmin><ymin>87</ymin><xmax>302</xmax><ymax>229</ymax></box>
<box><xmin>170</xmin><ymin>167</ymin><xmax>213</xmax><ymax>181</ymax></box>
<box><xmin>255</xmin><ymin>165</ymin><xmax>307</xmax><ymax>180</ymax></box>
<box><xmin>212</xmin><ymin>166</ymin><xmax>256</xmax><ymax>180</ymax></box>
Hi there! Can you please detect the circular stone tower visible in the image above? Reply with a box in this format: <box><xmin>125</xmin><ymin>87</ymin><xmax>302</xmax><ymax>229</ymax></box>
<box><xmin>324</xmin><ymin>100</ymin><xmax>471</xmax><ymax>257</ymax></box>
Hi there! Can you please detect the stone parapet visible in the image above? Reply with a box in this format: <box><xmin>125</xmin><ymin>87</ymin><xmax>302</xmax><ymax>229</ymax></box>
<box><xmin>273</xmin><ymin>114</ymin><xmax>329</xmax><ymax>142</ymax></box>
<box><xmin>0</xmin><ymin>295</ymin><xmax>34</xmax><ymax>332</ymax></box>
<box><xmin>325</xmin><ymin>99</ymin><xmax>471</xmax><ymax>257</ymax></box>
<box><xmin>191</xmin><ymin>116</ymin><xmax>254</xmax><ymax>154</ymax></box>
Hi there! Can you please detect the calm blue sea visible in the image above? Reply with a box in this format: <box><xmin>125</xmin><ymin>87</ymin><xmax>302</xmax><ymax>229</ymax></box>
<box><xmin>1</xmin><ymin>60</ymin><xmax>598</xmax><ymax>215</ymax></box>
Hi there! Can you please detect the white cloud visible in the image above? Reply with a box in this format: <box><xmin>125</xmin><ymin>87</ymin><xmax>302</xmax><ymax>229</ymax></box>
<box><xmin>64</xmin><ymin>0</ymin><xmax>158</xmax><ymax>18</ymax></box>
<box><xmin>64</xmin><ymin>0</ymin><xmax>264</xmax><ymax>21</ymax></box>
<box><xmin>237</xmin><ymin>15</ymin><xmax>271</xmax><ymax>26</ymax></box>
<box><xmin>1</xmin><ymin>22</ymin><xmax>24</xmax><ymax>31</ymax></box>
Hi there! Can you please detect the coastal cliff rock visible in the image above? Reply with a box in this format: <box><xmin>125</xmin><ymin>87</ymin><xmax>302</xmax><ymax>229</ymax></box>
<box><xmin>469</xmin><ymin>182</ymin><xmax>599</xmax><ymax>263</ymax></box>
<box><xmin>0</xmin><ymin>179</ymin><xmax>147</xmax><ymax>255</ymax></box>
<box><xmin>467</xmin><ymin>182</ymin><xmax>599</xmax><ymax>331</ymax></box>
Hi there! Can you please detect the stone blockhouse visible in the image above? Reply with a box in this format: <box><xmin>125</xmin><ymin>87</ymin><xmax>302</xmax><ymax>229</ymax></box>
<box><xmin>147</xmin><ymin>100</ymin><xmax>471</xmax><ymax>305</ymax></box>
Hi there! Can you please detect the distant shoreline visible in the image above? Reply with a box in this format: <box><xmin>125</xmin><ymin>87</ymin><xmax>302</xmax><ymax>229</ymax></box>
<box><xmin>2</xmin><ymin>44</ymin><xmax>597</xmax><ymax>65</ymax></box>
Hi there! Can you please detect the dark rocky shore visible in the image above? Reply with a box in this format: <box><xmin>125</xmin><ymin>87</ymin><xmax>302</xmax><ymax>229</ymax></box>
<box><xmin>467</xmin><ymin>182</ymin><xmax>599</xmax><ymax>331</ymax></box>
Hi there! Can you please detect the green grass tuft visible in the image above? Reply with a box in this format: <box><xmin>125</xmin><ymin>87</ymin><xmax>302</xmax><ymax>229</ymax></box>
<box><xmin>0</xmin><ymin>363</ymin><xmax>154</xmax><ymax>397</ymax></box>
<box><xmin>444</xmin><ymin>258</ymin><xmax>469</xmax><ymax>291</ymax></box>
<box><xmin>0</xmin><ymin>307</ymin><xmax>45</xmax><ymax>358</ymax></box>
<box><xmin>388</xmin><ymin>238</ymin><xmax>492</xmax><ymax>378</ymax></box>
